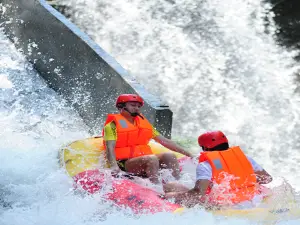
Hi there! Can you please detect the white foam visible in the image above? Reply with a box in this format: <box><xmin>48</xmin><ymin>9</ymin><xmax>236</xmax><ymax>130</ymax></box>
<box><xmin>61</xmin><ymin>0</ymin><xmax>300</xmax><ymax>190</ymax></box>
<box><xmin>0</xmin><ymin>74</ymin><xmax>13</xmax><ymax>88</ymax></box>
<box><xmin>1</xmin><ymin>0</ymin><xmax>300</xmax><ymax>224</ymax></box>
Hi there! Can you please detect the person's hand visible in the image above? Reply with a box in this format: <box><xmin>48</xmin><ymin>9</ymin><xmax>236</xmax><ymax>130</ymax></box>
<box><xmin>110</xmin><ymin>165</ymin><xmax>121</xmax><ymax>177</ymax></box>
<box><xmin>164</xmin><ymin>192</ymin><xmax>180</xmax><ymax>199</ymax></box>
<box><xmin>186</xmin><ymin>151</ymin><xmax>194</xmax><ymax>158</ymax></box>
<box><xmin>182</xmin><ymin>150</ymin><xmax>194</xmax><ymax>158</ymax></box>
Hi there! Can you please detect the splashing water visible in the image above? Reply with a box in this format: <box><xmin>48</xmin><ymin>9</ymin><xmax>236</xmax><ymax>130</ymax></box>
<box><xmin>0</xmin><ymin>28</ymin><xmax>220</xmax><ymax>225</ymax></box>
<box><xmin>60</xmin><ymin>0</ymin><xmax>300</xmax><ymax>189</ymax></box>
<box><xmin>2</xmin><ymin>0</ymin><xmax>300</xmax><ymax>223</ymax></box>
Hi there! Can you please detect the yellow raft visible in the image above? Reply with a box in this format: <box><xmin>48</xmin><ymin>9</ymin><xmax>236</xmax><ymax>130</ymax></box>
<box><xmin>59</xmin><ymin>136</ymin><xmax>186</xmax><ymax>178</ymax></box>
<box><xmin>59</xmin><ymin>137</ymin><xmax>300</xmax><ymax>222</ymax></box>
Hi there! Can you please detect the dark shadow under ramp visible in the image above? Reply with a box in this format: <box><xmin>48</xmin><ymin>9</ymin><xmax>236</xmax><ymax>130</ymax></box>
<box><xmin>0</xmin><ymin>0</ymin><xmax>173</xmax><ymax>137</ymax></box>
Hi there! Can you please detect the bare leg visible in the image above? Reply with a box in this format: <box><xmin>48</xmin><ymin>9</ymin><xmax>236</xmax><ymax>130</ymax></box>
<box><xmin>125</xmin><ymin>155</ymin><xmax>160</xmax><ymax>184</ymax></box>
<box><xmin>163</xmin><ymin>182</ymin><xmax>190</xmax><ymax>193</ymax></box>
<box><xmin>157</xmin><ymin>152</ymin><xmax>180</xmax><ymax>179</ymax></box>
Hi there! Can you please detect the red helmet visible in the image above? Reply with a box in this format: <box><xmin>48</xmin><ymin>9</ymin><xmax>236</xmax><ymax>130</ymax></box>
<box><xmin>115</xmin><ymin>94</ymin><xmax>144</xmax><ymax>108</ymax></box>
<box><xmin>198</xmin><ymin>131</ymin><xmax>228</xmax><ymax>149</ymax></box>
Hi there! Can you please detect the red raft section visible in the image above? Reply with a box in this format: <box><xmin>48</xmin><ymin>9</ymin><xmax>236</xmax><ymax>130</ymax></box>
<box><xmin>73</xmin><ymin>169</ymin><xmax>183</xmax><ymax>214</ymax></box>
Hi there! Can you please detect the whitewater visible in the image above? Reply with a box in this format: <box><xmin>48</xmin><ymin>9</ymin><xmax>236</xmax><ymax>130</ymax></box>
<box><xmin>61</xmin><ymin>0</ymin><xmax>300</xmax><ymax>188</ymax></box>
<box><xmin>1</xmin><ymin>0</ymin><xmax>300</xmax><ymax>224</ymax></box>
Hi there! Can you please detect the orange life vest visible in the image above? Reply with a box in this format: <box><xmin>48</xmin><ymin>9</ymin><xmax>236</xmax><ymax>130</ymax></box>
<box><xmin>199</xmin><ymin>146</ymin><xmax>258</xmax><ymax>205</ymax></box>
<box><xmin>102</xmin><ymin>114</ymin><xmax>153</xmax><ymax>160</ymax></box>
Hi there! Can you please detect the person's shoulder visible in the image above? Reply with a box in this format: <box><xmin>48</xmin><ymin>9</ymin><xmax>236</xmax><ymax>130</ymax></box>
<box><xmin>245</xmin><ymin>155</ymin><xmax>255</xmax><ymax>161</ymax></box>
<box><xmin>197</xmin><ymin>161</ymin><xmax>212</xmax><ymax>170</ymax></box>
<box><xmin>104</xmin><ymin>121</ymin><xmax>116</xmax><ymax>129</ymax></box>
<box><xmin>151</xmin><ymin>126</ymin><xmax>160</xmax><ymax>137</ymax></box>
<box><xmin>244</xmin><ymin>154</ymin><xmax>256</xmax><ymax>163</ymax></box>
<box><xmin>196</xmin><ymin>161</ymin><xmax>212</xmax><ymax>180</ymax></box>
<box><xmin>245</xmin><ymin>155</ymin><xmax>264</xmax><ymax>171</ymax></box>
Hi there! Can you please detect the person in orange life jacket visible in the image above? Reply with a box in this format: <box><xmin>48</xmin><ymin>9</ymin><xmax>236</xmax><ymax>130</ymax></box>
<box><xmin>163</xmin><ymin>131</ymin><xmax>272</xmax><ymax>207</ymax></box>
<box><xmin>103</xmin><ymin>94</ymin><xmax>193</xmax><ymax>184</ymax></box>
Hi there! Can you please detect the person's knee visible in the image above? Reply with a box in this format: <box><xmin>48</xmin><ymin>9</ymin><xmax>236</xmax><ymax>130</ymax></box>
<box><xmin>163</xmin><ymin>182</ymin><xmax>181</xmax><ymax>193</ymax></box>
<box><xmin>145</xmin><ymin>155</ymin><xmax>159</xmax><ymax>168</ymax></box>
<box><xmin>160</xmin><ymin>153</ymin><xmax>178</xmax><ymax>168</ymax></box>
<box><xmin>161</xmin><ymin>152</ymin><xmax>177</xmax><ymax>161</ymax></box>
<box><xmin>163</xmin><ymin>182</ymin><xmax>175</xmax><ymax>193</ymax></box>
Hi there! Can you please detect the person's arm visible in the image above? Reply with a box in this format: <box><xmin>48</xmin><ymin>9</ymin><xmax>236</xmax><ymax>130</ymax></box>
<box><xmin>255</xmin><ymin>170</ymin><xmax>272</xmax><ymax>184</ymax></box>
<box><xmin>164</xmin><ymin>180</ymin><xmax>210</xmax><ymax>207</ymax></box>
<box><xmin>164</xmin><ymin>163</ymin><xmax>212</xmax><ymax>207</ymax></box>
<box><xmin>153</xmin><ymin>135</ymin><xmax>193</xmax><ymax>157</ymax></box>
<box><xmin>103</xmin><ymin>122</ymin><xmax>120</xmax><ymax>172</ymax></box>
<box><xmin>248</xmin><ymin>157</ymin><xmax>272</xmax><ymax>184</ymax></box>
<box><xmin>105</xmin><ymin>140</ymin><xmax>119</xmax><ymax>169</ymax></box>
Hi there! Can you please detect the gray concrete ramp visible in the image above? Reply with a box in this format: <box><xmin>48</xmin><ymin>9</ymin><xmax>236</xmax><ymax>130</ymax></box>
<box><xmin>0</xmin><ymin>0</ymin><xmax>173</xmax><ymax>137</ymax></box>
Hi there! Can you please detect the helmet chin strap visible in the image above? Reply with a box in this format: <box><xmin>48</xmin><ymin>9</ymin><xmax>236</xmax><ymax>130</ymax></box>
<box><xmin>123</xmin><ymin>108</ymin><xmax>144</xmax><ymax>119</ymax></box>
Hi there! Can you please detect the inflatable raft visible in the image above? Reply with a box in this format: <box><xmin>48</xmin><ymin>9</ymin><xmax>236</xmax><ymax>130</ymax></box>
<box><xmin>59</xmin><ymin>137</ymin><xmax>300</xmax><ymax>221</ymax></box>
<box><xmin>59</xmin><ymin>136</ymin><xmax>187</xmax><ymax>214</ymax></box>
